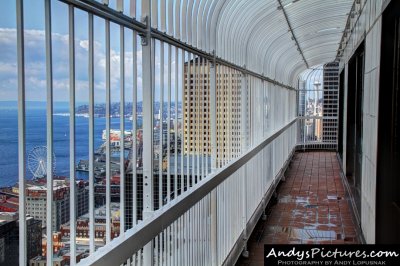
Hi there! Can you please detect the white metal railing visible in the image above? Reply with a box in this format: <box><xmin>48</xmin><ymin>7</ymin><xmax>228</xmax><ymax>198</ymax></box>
<box><xmin>79</xmin><ymin>119</ymin><xmax>297</xmax><ymax>266</ymax></box>
<box><xmin>14</xmin><ymin>0</ymin><xmax>297</xmax><ymax>265</ymax></box>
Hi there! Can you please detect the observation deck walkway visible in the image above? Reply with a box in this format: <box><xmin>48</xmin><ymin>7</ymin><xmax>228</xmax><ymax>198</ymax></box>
<box><xmin>237</xmin><ymin>151</ymin><xmax>360</xmax><ymax>265</ymax></box>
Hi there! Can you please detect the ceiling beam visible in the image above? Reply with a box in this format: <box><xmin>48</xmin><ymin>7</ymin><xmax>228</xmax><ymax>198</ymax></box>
<box><xmin>277</xmin><ymin>0</ymin><xmax>310</xmax><ymax>69</ymax></box>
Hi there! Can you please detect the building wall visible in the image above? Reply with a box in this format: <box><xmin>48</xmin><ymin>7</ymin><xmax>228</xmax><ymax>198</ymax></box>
<box><xmin>322</xmin><ymin>62</ymin><xmax>339</xmax><ymax>144</ymax></box>
<box><xmin>0</xmin><ymin>217</ymin><xmax>41</xmax><ymax>265</ymax></box>
<box><xmin>26</xmin><ymin>185</ymin><xmax>88</xmax><ymax>231</ymax></box>
<box><xmin>340</xmin><ymin>0</ymin><xmax>386</xmax><ymax>243</ymax></box>
<box><xmin>183</xmin><ymin>60</ymin><xmax>243</xmax><ymax>167</ymax></box>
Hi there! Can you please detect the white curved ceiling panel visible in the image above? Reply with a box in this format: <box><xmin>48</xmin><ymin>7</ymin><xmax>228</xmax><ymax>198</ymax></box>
<box><xmin>143</xmin><ymin>0</ymin><xmax>353</xmax><ymax>85</ymax></box>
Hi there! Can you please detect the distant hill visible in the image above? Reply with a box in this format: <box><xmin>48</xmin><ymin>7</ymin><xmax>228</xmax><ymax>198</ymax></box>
<box><xmin>76</xmin><ymin>102</ymin><xmax>142</xmax><ymax>117</ymax></box>
<box><xmin>75</xmin><ymin>102</ymin><xmax>182</xmax><ymax>117</ymax></box>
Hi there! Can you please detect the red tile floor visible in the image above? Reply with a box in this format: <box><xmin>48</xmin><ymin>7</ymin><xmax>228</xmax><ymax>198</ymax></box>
<box><xmin>236</xmin><ymin>151</ymin><xmax>360</xmax><ymax>265</ymax></box>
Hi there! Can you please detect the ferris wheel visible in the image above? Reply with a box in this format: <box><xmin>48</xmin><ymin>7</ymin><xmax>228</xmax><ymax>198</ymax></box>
<box><xmin>28</xmin><ymin>146</ymin><xmax>56</xmax><ymax>179</ymax></box>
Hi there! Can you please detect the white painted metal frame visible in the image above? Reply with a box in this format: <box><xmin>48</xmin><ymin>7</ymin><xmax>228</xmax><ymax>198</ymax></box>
<box><xmin>68</xmin><ymin>4</ymin><xmax>77</xmax><ymax>264</ymax></box>
<box><xmin>45</xmin><ymin>0</ymin><xmax>54</xmax><ymax>264</ymax></box>
<box><xmin>88</xmin><ymin>12</ymin><xmax>96</xmax><ymax>254</ymax></box>
<box><xmin>16</xmin><ymin>0</ymin><xmax>27</xmax><ymax>265</ymax></box>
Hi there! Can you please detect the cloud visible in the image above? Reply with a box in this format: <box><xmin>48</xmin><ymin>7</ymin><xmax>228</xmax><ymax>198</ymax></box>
<box><xmin>0</xmin><ymin>28</ymin><xmax>143</xmax><ymax>102</ymax></box>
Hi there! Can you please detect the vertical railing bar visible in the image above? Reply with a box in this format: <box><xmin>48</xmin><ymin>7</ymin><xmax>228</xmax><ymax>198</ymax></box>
<box><xmin>174</xmin><ymin>46</ymin><xmax>178</xmax><ymax>198</ymax></box>
<box><xmin>120</xmin><ymin>24</ymin><xmax>126</xmax><ymax>234</ymax></box>
<box><xmin>167</xmin><ymin>43</ymin><xmax>172</xmax><ymax>201</ymax></box>
<box><xmin>190</xmin><ymin>208</ymin><xmax>194</xmax><ymax>266</ymax></box>
<box><xmin>88</xmin><ymin>12</ymin><xmax>95</xmax><ymax>254</ymax></box>
<box><xmin>165</xmin><ymin>225</ymin><xmax>173</xmax><ymax>265</ymax></box>
<box><xmin>182</xmin><ymin>213</ymin><xmax>185</xmax><ymax>265</ymax></box>
<box><xmin>173</xmin><ymin>221</ymin><xmax>176</xmax><ymax>266</ymax></box>
<box><xmin>154</xmin><ymin>235</ymin><xmax>158</xmax><ymax>266</ymax></box>
<box><xmin>186</xmin><ymin>52</ymin><xmax>191</xmax><ymax>191</ymax></box>
<box><xmin>170</xmin><ymin>224</ymin><xmax>173</xmax><ymax>266</ymax></box>
<box><xmin>197</xmin><ymin>57</ymin><xmax>201</xmax><ymax>181</ymax></box>
<box><xmin>202</xmin><ymin>59</ymin><xmax>205</xmax><ymax>177</ymax></box>
<box><xmin>224</xmin><ymin>66</ymin><xmax>228</xmax><ymax>165</ymax></box>
<box><xmin>44</xmin><ymin>0</ymin><xmax>54</xmax><ymax>264</ymax></box>
<box><xmin>130</xmin><ymin>0</ymin><xmax>136</xmax><ymax>18</ymax></box>
<box><xmin>217</xmin><ymin>65</ymin><xmax>221</xmax><ymax>168</ymax></box>
<box><xmin>200</xmin><ymin>58</ymin><xmax>204</xmax><ymax>180</ymax></box>
<box><xmin>240</xmin><ymin>72</ymin><xmax>247</xmax><ymax>153</ymax></box>
<box><xmin>228</xmin><ymin>67</ymin><xmax>232</xmax><ymax>162</ymax></box>
<box><xmin>197</xmin><ymin>203</ymin><xmax>200</xmax><ymax>265</ymax></box>
<box><xmin>191</xmin><ymin>53</ymin><xmax>196</xmax><ymax>186</ymax></box>
<box><xmin>160</xmin><ymin>0</ymin><xmax>166</xmax><ymax>32</ymax></box>
<box><xmin>16</xmin><ymin>0</ymin><xmax>27</xmax><ymax>265</ymax></box>
<box><xmin>200</xmin><ymin>200</ymin><xmax>203</xmax><ymax>265</ymax></box>
<box><xmin>132</xmin><ymin>30</ymin><xmax>137</xmax><ymax>226</ymax></box>
<box><xmin>205</xmin><ymin>61</ymin><xmax>209</xmax><ymax>176</ymax></box>
<box><xmin>180</xmin><ymin>216</ymin><xmax>183</xmax><ymax>265</ymax></box>
<box><xmin>164</xmin><ymin>229</ymin><xmax>171</xmax><ymax>265</ymax></box>
<box><xmin>202</xmin><ymin>199</ymin><xmax>206</xmax><ymax>264</ymax></box>
<box><xmin>159</xmin><ymin>230</ymin><xmax>162</xmax><ymax>265</ymax></box>
<box><xmin>105</xmin><ymin>18</ymin><xmax>111</xmax><ymax>244</ymax></box>
<box><xmin>220</xmin><ymin>65</ymin><xmax>223</xmax><ymax>168</ymax></box>
<box><xmin>116</xmin><ymin>0</ymin><xmax>123</xmax><ymax>12</ymax></box>
<box><xmin>151</xmin><ymin>0</ymin><xmax>158</xmax><ymax>28</ymax></box>
<box><xmin>193</xmin><ymin>206</ymin><xmax>197</xmax><ymax>265</ymax></box>
<box><xmin>206</xmin><ymin>196</ymin><xmax>210</xmax><ymax>265</ymax></box>
<box><xmin>185</xmin><ymin>212</ymin><xmax>189</xmax><ymax>266</ymax></box>
<box><xmin>68</xmin><ymin>5</ymin><xmax>77</xmax><ymax>265</ymax></box>
<box><xmin>210</xmin><ymin>54</ymin><xmax>217</xmax><ymax>266</ymax></box>
<box><xmin>167</xmin><ymin>0</ymin><xmax>173</xmax><ymax>36</ymax></box>
<box><xmin>166</xmin><ymin>227</ymin><xmax>169</xmax><ymax>265</ymax></box>
<box><xmin>159</xmin><ymin>40</ymin><xmax>164</xmax><ymax>207</ymax></box>
<box><xmin>188</xmin><ymin>209</ymin><xmax>192</xmax><ymax>265</ymax></box>
<box><xmin>180</xmin><ymin>49</ymin><xmax>185</xmax><ymax>194</ymax></box>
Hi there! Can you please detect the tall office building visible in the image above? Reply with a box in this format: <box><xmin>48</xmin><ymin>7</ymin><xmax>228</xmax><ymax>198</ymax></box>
<box><xmin>183</xmin><ymin>59</ymin><xmax>243</xmax><ymax>165</ymax></box>
<box><xmin>322</xmin><ymin>62</ymin><xmax>339</xmax><ymax>143</ymax></box>
<box><xmin>0</xmin><ymin>213</ymin><xmax>41</xmax><ymax>265</ymax></box>
<box><xmin>25</xmin><ymin>180</ymin><xmax>88</xmax><ymax>231</ymax></box>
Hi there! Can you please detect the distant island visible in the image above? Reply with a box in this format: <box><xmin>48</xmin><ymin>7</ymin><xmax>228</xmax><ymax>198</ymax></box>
<box><xmin>75</xmin><ymin>102</ymin><xmax>142</xmax><ymax>117</ymax></box>
<box><xmin>75</xmin><ymin>102</ymin><xmax>182</xmax><ymax>118</ymax></box>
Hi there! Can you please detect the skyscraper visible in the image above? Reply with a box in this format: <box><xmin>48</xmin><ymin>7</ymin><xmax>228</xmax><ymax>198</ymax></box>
<box><xmin>183</xmin><ymin>59</ymin><xmax>243</xmax><ymax>166</ymax></box>
<box><xmin>322</xmin><ymin>62</ymin><xmax>339</xmax><ymax>144</ymax></box>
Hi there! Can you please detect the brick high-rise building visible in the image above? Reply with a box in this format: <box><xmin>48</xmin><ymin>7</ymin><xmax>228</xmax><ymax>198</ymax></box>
<box><xmin>183</xmin><ymin>59</ymin><xmax>243</xmax><ymax>166</ymax></box>
<box><xmin>322</xmin><ymin>62</ymin><xmax>339</xmax><ymax>144</ymax></box>
<box><xmin>25</xmin><ymin>180</ymin><xmax>88</xmax><ymax>231</ymax></box>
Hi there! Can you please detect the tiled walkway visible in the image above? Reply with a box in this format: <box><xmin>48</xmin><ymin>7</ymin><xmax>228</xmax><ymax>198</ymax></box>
<box><xmin>236</xmin><ymin>151</ymin><xmax>359</xmax><ymax>265</ymax></box>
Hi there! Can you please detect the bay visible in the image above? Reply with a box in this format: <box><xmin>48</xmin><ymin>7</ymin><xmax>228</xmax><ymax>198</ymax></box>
<box><xmin>0</xmin><ymin>101</ymin><xmax>138</xmax><ymax>187</ymax></box>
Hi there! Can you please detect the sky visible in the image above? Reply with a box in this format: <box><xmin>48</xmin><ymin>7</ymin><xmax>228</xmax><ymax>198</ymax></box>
<box><xmin>0</xmin><ymin>0</ymin><xmax>183</xmax><ymax>104</ymax></box>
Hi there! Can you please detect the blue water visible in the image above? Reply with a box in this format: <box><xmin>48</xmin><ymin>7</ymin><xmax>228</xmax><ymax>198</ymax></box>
<box><xmin>0</xmin><ymin>101</ymin><xmax>136</xmax><ymax>187</ymax></box>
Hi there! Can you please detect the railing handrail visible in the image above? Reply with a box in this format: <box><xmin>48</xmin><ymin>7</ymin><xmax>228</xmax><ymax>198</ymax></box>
<box><xmin>79</xmin><ymin>118</ymin><xmax>297</xmax><ymax>266</ymax></box>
